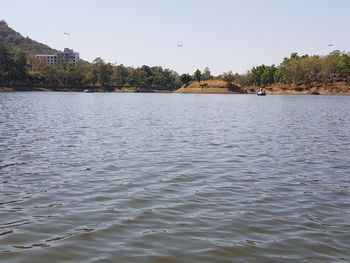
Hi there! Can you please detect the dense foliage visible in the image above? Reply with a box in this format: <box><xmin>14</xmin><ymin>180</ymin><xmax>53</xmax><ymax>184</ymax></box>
<box><xmin>180</xmin><ymin>73</ymin><xmax>192</xmax><ymax>86</ymax></box>
<box><xmin>222</xmin><ymin>51</ymin><xmax>350</xmax><ymax>87</ymax></box>
<box><xmin>0</xmin><ymin>44</ymin><xmax>27</xmax><ymax>82</ymax></box>
<box><xmin>0</xmin><ymin>44</ymin><xmax>181</xmax><ymax>89</ymax></box>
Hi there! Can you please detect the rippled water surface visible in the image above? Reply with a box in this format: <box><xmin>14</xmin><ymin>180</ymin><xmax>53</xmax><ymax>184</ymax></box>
<box><xmin>0</xmin><ymin>92</ymin><xmax>350</xmax><ymax>262</ymax></box>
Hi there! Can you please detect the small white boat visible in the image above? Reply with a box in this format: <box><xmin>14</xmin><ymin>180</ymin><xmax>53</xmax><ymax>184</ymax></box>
<box><xmin>83</xmin><ymin>89</ymin><xmax>94</xmax><ymax>93</ymax></box>
<box><xmin>257</xmin><ymin>88</ymin><xmax>266</xmax><ymax>96</ymax></box>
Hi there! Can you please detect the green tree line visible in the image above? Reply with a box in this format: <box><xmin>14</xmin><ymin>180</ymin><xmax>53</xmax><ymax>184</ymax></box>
<box><xmin>0</xmin><ymin>44</ymin><xmax>182</xmax><ymax>90</ymax></box>
<box><xmin>1</xmin><ymin>42</ymin><xmax>350</xmax><ymax>89</ymax></box>
<box><xmin>221</xmin><ymin>51</ymin><xmax>350</xmax><ymax>87</ymax></box>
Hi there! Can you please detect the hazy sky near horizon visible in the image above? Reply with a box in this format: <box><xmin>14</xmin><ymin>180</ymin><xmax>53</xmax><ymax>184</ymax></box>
<box><xmin>2</xmin><ymin>0</ymin><xmax>350</xmax><ymax>74</ymax></box>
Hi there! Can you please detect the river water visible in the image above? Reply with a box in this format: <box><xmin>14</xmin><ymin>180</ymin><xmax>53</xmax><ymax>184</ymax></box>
<box><xmin>0</xmin><ymin>92</ymin><xmax>349</xmax><ymax>262</ymax></box>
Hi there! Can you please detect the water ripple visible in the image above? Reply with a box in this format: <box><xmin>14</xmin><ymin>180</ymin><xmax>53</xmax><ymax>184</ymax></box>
<box><xmin>0</xmin><ymin>93</ymin><xmax>350</xmax><ymax>262</ymax></box>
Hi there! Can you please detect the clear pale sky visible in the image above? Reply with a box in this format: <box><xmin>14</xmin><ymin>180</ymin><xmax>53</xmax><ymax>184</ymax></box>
<box><xmin>1</xmin><ymin>0</ymin><xmax>349</xmax><ymax>75</ymax></box>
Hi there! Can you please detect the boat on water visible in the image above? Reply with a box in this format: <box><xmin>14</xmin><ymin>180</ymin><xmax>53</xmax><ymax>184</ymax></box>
<box><xmin>83</xmin><ymin>89</ymin><xmax>94</xmax><ymax>93</ymax></box>
<box><xmin>257</xmin><ymin>88</ymin><xmax>266</xmax><ymax>96</ymax></box>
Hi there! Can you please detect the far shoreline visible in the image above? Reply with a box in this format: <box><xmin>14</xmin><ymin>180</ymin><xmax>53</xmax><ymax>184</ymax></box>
<box><xmin>1</xmin><ymin>88</ymin><xmax>349</xmax><ymax>96</ymax></box>
<box><xmin>1</xmin><ymin>79</ymin><xmax>349</xmax><ymax>96</ymax></box>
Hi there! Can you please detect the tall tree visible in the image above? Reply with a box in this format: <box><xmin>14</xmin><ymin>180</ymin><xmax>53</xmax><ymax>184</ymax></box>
<box><xmin>180</xmin><ymin>73</ymin><xmax>192</xmax><ymax>86</ymax></box>
<box><xmin>222</xmin><ymin>71</ymin><xmax>235</xmax><ymax>85</ymax></box>
<box><xmin>202</xmin><ymin>67</ymin><xmax>212</xmax><ymax>80</ymax></box>
<box><xmin>14</xmin><ymin>51</ymin><xmax>27</xmax><ymax>80</ymax></box>
<box><xmin>260</xmin><ymin>65</ymin><xmax>276</xmax><ymax>86</ymax></box>
<box><xmin>0</xmin><ymin>44</ymin><xmax>14</xmax><ymax>81</ymax></box>
<box><xmin>93</xmin><ymin>57</ymin><xmax>112</xmax><ymax>86</ymax></box>
<box><xmin>113</xmin><ymin>64</ymin><xmax>129</xmax><ymax>86</ymax></box>
<box><xmin>194</xmin><ymin>69</ymin><xmax>201</xmax><ymax>83</ymax></box>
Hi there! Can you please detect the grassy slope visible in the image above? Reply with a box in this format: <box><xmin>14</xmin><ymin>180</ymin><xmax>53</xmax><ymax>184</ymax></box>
<box><xmin>175</xmin><ymin>80</ymin><xmax>244</xmax><ymax>94</ymax></box>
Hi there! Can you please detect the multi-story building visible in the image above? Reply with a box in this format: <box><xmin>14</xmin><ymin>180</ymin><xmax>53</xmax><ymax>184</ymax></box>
<box><xmin>36</xmin><ymin>54</ymin><xmax>58</xmax><ymax>65</ymax></box>
<box><xmin>36</xmin><ymin>48</ymin><xmax>79</xmax><ymax>66</ymax></box>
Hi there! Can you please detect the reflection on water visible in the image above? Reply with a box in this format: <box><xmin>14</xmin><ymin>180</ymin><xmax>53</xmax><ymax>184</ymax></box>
<box><xmin>0</xmin><ymin>93</ymin><xmax>350</xmax><ymax>262</ymax></box>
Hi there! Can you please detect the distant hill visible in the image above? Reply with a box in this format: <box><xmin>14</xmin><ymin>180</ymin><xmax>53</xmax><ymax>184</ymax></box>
<box><xmin>0</xmin><ymin>20</ymin><xmax>56</xmax><ymax>54</ymax></box>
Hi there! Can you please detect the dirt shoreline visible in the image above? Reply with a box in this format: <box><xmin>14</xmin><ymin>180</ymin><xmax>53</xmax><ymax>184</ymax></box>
<box><xmin>1</xmin><ymin>80</ymin><xmax>350</xmax><ymax>95</ymax></box>
<box><xmin>0</xmin><ymin>86</ymin><xmax>173</xmax><ymax>93</ymax></box>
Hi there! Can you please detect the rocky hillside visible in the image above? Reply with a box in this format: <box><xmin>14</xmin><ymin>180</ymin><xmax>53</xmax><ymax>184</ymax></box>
<box><xmin>0</xmin><ymin>20</ymin><xmax>56</xmax><ymax>54</ymax></box>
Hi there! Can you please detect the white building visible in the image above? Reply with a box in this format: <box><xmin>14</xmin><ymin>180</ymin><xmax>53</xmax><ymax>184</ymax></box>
<box><xmin>36</xmin><ymin>48</ymin><xmax>79</xmax><ymax>66</ymax></box>
<box><xmin>36</xmin><ymin>54</ymin><xmax>58</xmax><ymax>65</ymax></box>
